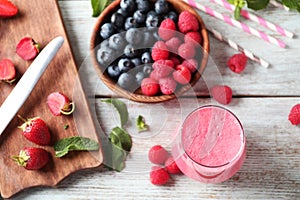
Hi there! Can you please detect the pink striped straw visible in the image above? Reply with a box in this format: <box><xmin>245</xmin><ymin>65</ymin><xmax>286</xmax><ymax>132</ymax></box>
<box><xmin>211</xmin><ymin>0</ymin><xmax>294</xmax><ymax>38</ymax></box>
<box><xmin>184</xmin><ymin>0</ymin><xmax>286</xmax><ymax>48</ymax></box>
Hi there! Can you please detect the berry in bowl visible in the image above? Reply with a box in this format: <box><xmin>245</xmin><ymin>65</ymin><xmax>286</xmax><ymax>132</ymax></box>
<box><xmin>90</xmin><ymin>0</ymin><xmax>210</xmax><ymax>103</ymax></box>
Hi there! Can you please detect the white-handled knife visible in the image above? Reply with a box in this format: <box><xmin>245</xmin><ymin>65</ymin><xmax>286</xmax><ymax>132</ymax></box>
<box><xmin>0</xmin><ymin>36</ymin><xmax>64</xmax><ymax>135</ymax></box>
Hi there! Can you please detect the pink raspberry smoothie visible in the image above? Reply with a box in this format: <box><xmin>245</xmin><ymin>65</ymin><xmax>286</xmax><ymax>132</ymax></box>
<box><xmin>172</xmin><ymin>105</ymin><xmax>246</xmax><ymax>183</ymax></box>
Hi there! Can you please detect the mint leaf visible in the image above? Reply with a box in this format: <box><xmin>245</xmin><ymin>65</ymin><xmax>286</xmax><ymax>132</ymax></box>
<box><xmin>282</xmin><ymin>0</ymin><xmax>300</xmax><ymax>12</ymax></box>
<box><xmin>91</xmin><ymin>0</ymin><xmax>113</xmax><ymax>17</ymax></box>
<box><xmin>246</xmin><ymin>0</ymin><xmax>270</xmax><ymax>10</ymax></box>
<box><xmin>101</xmin><ymin>99</ymin><xmax>129</xmax><ymax>127</ymax></box>
<box><xmin>136</xmin><ymin>115</ymin><xmax>149</xmax><ymax>132</ymax></box>
<box><xmin>109</xmin><ymin>127</ymin><xmax>132</xmax><ymax>152</ymax></box>
<box><xmin>103</xmin><ymin>141</ymin><xmax>127</xmax><ymax>172</ymax></box>
<box><xmin>54</xmin><ymin>136</ymin><xmax>99</xmax><ymax>157</ymax></box>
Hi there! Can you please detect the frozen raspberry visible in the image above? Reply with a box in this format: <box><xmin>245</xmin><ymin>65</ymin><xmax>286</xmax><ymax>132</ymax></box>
<box><xmin>178</xmin><ymin>11</ymin><xmax>199</xmax><ymax>33</ymax></box>
<box><xmin>158</xmin><ymin>18</ymin><xmax>177</xmax><ymax>41</ymax></box>
<box><xmin>152</xmin><ymin>59</ymin><xmax>175</xmax><ymax>78</ymax></box>
<box><xmin>159</xmin><ymin>76</ymin><xmax>177</xmax><ymax>95</ymax></box>
<box><xmin>165</xmin><ymin>157</ymin><xmax>181</xmax><ymax>174</ymax></box>
<box><xmin>151</xmin><ymin>41</ymin><xmax>169</xmax><ymax>61</ymax></box>
<box><xmin>173</xmin><ymin>65</ymin><xmax>191</xmax><ymax>85</ymax></box>
<box><xmin>165</xmin><ymin>37</ymin><xmax>181</xmax><ymax>54</ymax></box>
<box><xmin>141</xmin><ymin>78</ymin><xmax>160</xmax><ymax>96</ymax></box>
<box><xmin>184</xmin><ymin>31</ymin><xmax>202</xmax><ymax>46</ymax></box>
<box><xmin>288</xmin><ymin>104</ymin><xmax>300</xmax><ymax>125</ymax></box>
<box><xmin>211</xmin><ymin>85</ymin><xmax>233</xmax><ymax>105</ymax></box>
<box><xmin>178</xmin><ymin>43</ymin><xmax>196</xmax><ymax>59</ymax></box>
<box><xmin>227</xmin><ymin>53</ymin><xmax>248</xmax><ymax>74</ymax></box>
<box><xmin>182</xmin><ymin>59</ymin><xmax>198</xmax><ymax>73</ymax></box>
<box><xmin>150</xmin><ymin>166</ymin><xmax>170</xmax><ymax>185</ymax></box>
<box><xmin>148</xmin><ymin>145</ymin><xmax>169</xmax><ymax>165</ymax></box>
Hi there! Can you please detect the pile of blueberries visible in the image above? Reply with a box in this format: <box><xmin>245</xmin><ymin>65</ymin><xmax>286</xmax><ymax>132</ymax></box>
<box><xmin>96</xmin><ymin>0</ymin><xmax>178</xmax><ymax>91</ymax></box>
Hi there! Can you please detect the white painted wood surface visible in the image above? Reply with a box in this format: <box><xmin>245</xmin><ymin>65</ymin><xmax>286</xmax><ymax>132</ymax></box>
<box><xmin>11</xmin><ymin>0</ymin><xmax>300</xmax><ymax>199</ymax></box>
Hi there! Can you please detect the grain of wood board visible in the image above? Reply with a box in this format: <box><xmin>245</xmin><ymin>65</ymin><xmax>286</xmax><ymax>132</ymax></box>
<box><xmin>0</xmin><ymin>0</ymin><xmax>102</xmax><ymax>198</ymax></box>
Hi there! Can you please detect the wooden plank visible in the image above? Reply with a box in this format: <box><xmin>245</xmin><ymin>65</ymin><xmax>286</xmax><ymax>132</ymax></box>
<box><xmin>0</xmin><ymin>0</ymin><xmax>102</xmax><ymax>198</ymax></box>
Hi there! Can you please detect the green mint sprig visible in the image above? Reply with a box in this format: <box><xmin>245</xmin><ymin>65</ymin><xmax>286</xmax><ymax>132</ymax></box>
<box><xmin>91</xmin><ymin>0</ymin><xmax>113</xmax><ymax>17</ymax></box>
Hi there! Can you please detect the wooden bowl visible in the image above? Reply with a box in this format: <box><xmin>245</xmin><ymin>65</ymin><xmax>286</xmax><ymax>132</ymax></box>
<box><xmin>90</xmin><ymin>0</ymin><xmax>210</xmax><ymax>103</ymax></box>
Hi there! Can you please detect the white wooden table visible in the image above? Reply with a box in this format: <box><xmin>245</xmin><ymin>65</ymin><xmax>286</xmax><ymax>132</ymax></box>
<box><xmin>11</xmin><ymin>0</ymin><xmax>300</xmax><ymax>199</ymax></box>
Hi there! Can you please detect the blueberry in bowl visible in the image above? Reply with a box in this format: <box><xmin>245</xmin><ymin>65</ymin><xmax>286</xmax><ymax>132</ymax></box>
<box><xmin>90</xmin><ymin>0</ymin><xmax>210</xmax><ymax>103</ymax></box>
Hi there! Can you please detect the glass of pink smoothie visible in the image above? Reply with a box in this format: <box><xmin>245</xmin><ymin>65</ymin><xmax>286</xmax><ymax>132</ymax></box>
<box><xmin>172</xmin><ymin>105</ymin><xmax>246</xmax><ymax>183</ymax></box>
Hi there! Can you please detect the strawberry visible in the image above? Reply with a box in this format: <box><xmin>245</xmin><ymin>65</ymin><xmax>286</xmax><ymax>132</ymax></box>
<box><xmin>18</xmin><ymin>115</ymin><xmax>51</xmax><ymax>146</ymax></box>
<box><xmin>16</xmin><ymin>37</ymin><xmax>40</xmax><ymax>60</ymax></box>
<box><xmin>0</xmin><ymin>0</ymin><xmax>18</xmax><ymax>18</ymax></box>
<box><xmin>0</xmin><ymin>58</ymin><xmax>16</xmax><ymax>84</ymax></box>
<box><xmin>211</xmin><ymin>85</ymin><xmax>233</xmax><ymax>105</ymax></box>
<box><xmin>12</xmin><ymin>147</ymin><xmax>49</xmax><ymax>170</ymax></box>
<box><xmin>47</xmin><ymin>92</ymin><xmax>75</xmax><ymax>116</ymax></box>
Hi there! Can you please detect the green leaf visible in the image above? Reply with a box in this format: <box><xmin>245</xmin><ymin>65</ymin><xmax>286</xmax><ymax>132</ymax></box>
<box><xmin>246</xmin><ymin>0</ymin><xmax>270</xmax><ymax>10</ymax></box>
<box><xmin>234</xmin><ymin>6</ymin><xmax>242</xmax><ymax>20</ymax></box>
<box><xmin>136</xmin><ymin>115</ymin><xmax>149</xmax><ymax>132</ymax></box>
<box><xmin>282</xmin><ymin>0</ymin><xmax>300</xmax><ymax>12</ymax></box>
<box><xmin>109</xmin><ymin>127</ymin><xmax>132</xmax><ymax>152</ymax></box>
<box><xmin>91</xmin><ymin>0</ymin><xmax>113</xmax><ymax>17</ymax></box>
<box><xmin>54</xmin><ymin>136</ymin><xmax>99</xmax><ymax>157</ymax></box>
<box><xmin>101</xmin><ymin>99</ymin><xmax>129</xmax><ymax>127</ymax></box>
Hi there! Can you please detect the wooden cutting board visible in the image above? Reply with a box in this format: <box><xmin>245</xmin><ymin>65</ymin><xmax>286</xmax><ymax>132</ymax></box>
<box><xmin>0</xmin><ymin>0</ymin><xmax>103</xmax><ymax>198</ymax></box>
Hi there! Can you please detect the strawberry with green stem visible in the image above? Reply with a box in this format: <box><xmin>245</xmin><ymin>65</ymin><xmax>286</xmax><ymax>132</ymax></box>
<box><xmin>47</xmin><ymin>92</ymin><xmax>75</xmax><ymax>116</ymax></box>
<box><xmin>18</xmin><ymin>115</ymin><xmax>51</xmax><ymax>146</ymax></box>
<box><xmin>16</xmin><ymin>37</ymin><xmax>40</xmax><ymax>60</ymax></box>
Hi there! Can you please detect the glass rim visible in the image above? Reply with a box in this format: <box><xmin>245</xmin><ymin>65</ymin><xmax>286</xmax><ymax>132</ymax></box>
<box><xmin>179</xmin><ymin>104</ymin><xmax>246</xmax><ymax>169</ymax></box>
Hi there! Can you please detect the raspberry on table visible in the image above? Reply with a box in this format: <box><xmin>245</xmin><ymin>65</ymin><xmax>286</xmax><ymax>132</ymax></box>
<box><xmin>159</xmin><ymin>76</ymin><xmax>177</xmax><ymax>95</ymax></box>
<box><xmin>165</xmin><ymin>157</ymin><xmax>181</xmax><ymax>174</ymax></box>
<box><xmin>211</xmin><ymin>85</ymin><xmax>233</xmax><ymax>105</ymax></box>
<box><xmin>178</xmin><ymin>11</ymin><xmax>199</xmax><ymax>33</ymax></box>
<box><xmin>158</xmin><ymin>18</ymin><xmax>176</xmax><ymax>41</ymax></box>
<box><xmin>288</xmin><ymin>104</ymin><xmax>300</xmax><ymax>125</ymax></box>
<box><xmin>165</xmin><ymin>37</ymin><xmax>182</xmax><ymax>54</ymax></box>
<box><xmin>148</xmin><ymin>145</ymin><xmax>169</xmax><ymax>164</ymax></box>
<box><xmin>227</xmin><ymin>53</ymin><xmax>248</xmax><ymax>74</ymax></box>
<box><xmin>141</xmin><ymin>78</ymin><xmax>160</xmax><ymax>96</ymax></box>
<box><xmin>150</xmin><ymin>166</ymin><xmax>170</xmax><ymax>185</ymax></box>
<box><xmin>151</xmin><ymin>41</ymin><xmax>169</xmax><ymax>61</ymax></box>
<box><xmin>178</xmin><ymin>43</ymin><xmax>196</xmax><ymax>59</ymax></box>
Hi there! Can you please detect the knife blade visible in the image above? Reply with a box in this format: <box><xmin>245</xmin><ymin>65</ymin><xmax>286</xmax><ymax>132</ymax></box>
<box><xmin>0</xmin><ymin>36</ymin><xmax>64</xmax><ymax>135</ymax></box>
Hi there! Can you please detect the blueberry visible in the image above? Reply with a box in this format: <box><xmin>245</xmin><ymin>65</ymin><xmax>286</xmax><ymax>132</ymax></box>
<box><xmin>155</xmin><ymin>0</ymin><xmax>169</xmax><ymax>15</ymax></box>
<box><xmin>117</xmin><ymin>8</ymin><xmax>129</xmax><ymax>17</ymax></box>
<box><xmin>117</xmin><ymin>73</ymin><xmax>137</xmax><ymax>91</ymax></box>
<box><xmin>147</xmin><ymin>10</ymin><xmax>157</xmax><ymax>18</ymax></box>
<box><xmin>118</xmin><ymin>58</ymin><xmax>135</xmax><ymax>73</ymax></box>
<box><xmin>111</xmin><ymin>12</ymin><xmax>125</xmax><ymax>28</ymax></box>
<box><xmin>135</xmin><ymin>71</ymin><xmax>146</xmax><ymax>85</ymax></box>
<box><xmin>124</xmin><ymin>17</ymin><xmax>139</xmax><ymax>30</ymax></box>
<box><xmin>109</xmin><ymin>33</ymin><xmax>127</xmax><ymax>50</ymax></box>
<box><xmin>97</xmin><ymin>46</ymin><xmax>116</xmax><ymax>65</ymax></box>
<box><xmin>143</xmin><ymin>31</ymin><xmax>156</xmax><ymax>47</ymax></box>
<box><xmin>100</xmin><ymin>39</ymin><xmax>110</xmax><ymax>48</ymax></box>
<box><xmin>107</xmin><ymin>65</ymin><xmax>121</xmax><ymax>79</ymax></box>
<box><xmin>124</xmin><ymin>44</ymin><xmax>141</xmax><ymax>58</ymax></box>
<box><xmin>125</xmin><ymin>28</ymin><xmax>142</xmax><ymax>45</ymax></box>
<box><xmin>100</xmin><ymin>23</ymin><xmax>115</xmax><ymax>40</ymax></box>
<box><xmin>145</xmin><ymin>14</ymin><xmax>161</xmax><ymax>30</ymax></box>
<box><xmin>143</xmin><ymin>64</ymin><xmax>153</xmax><ymax>76</ymax></box>
<box><xmin>136</xmin><ymin>0</ymin><xmax>151</xmax><ymax>13</ymax></box>
<box><xmin>131</xmin><ymin>57</ymin><xmax>142</xmax><ymax>67</ymax></box>
<box><xmin>164</xmin><ymin>11</ymin><xmax>178</xmax><ymax>22</ymax></box>
<box><xmin>120</xmin><ymin>0</ymin><xmax>136</xmax><ymax>13</ymax></box>
<box><xmin>133</xmin><ymin>10</ymin><xmax>146</xmax><ymax>24</ymax></box>
<box><xmin>141</xmin><ymin>51</ymin><xmax>152</xmax><ymax>64</ymax></box>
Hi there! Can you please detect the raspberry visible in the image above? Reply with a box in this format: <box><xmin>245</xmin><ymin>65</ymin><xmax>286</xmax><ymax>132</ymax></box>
<box><xmin>159</xmin><ymin>77</ymin><xmax>177</xmax><ymax>95</ymax></box>
<box><xmin>288</xmin><ymin>104</ymin><xmax>300</xmax><ymax>125</ymax></box>
<box><xmin>165</xmin><ymin>157</ymin><xmax>181</xmax><ymax>174</ymax></box>
<box><xmin>173</xmin><ymin>65</ymin><xmax>191</xmax><ymax>85</ymax></box>
<box><xmin>211</xmin><ymin>85</ymin><xmax>233</xmax><ymax>105</ymax></box>
<box><xmin>178</xmin><ymin>43</ymin><xmax>196</xmax><ymax>59</ymax></box>
<box><xmin>150</xmin><ymin>166</ymin><xmax>170</xmax><ymax>185</ymax></box>
<box><xmin>151</xmin><ymin>41</ymin><xmax>169</xmax><ymax>61</ymax></box>
<box><xmin>141</xmin><ymin>78</ymin><xmax>160</xmax><ymax>96</ymax></box>
<box><xmin>152</xmin><ymin>59</ymin><xmax>175</xmax><ymax>78</ymax></box>
<box><xmin>184</xmin><ymin>31</ymin><xmax>202</xmax><ymax>46</ymax></box>
<box><xmin>182</xmin><ymin>59</ymin><xmax>198</xmax><ymax>73</ymax></box>
<box><xmin>148</xmin><ymin>145</ymin><xmax>169</xmax><ymax>165</ymax></box>
<box><xmin>165</xmin><ymin>37</ymin><xmax>181</xmax><ymax>54</ymax></box>
<box><xmin>169</xmin><ymin>55</ymin><xmax>181</xmax><ymax>66</ymax></box>
<box><xmin>178</xmin><ymin>11</ymin><xmax>199</xmax><ymax>33</ymax></box>
<box><xmin>227</xmin><ymin>53</ymin><xmax>248</xmax><ymax>74</ymax></box>
<box><xmin>158</xmin><ymin>18</ymin><xmax>176</xmax><ymax>41</ymax></box>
